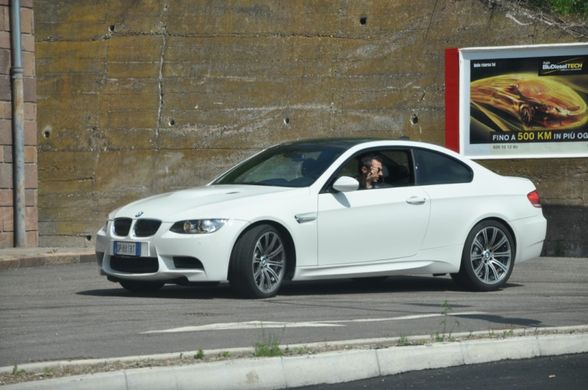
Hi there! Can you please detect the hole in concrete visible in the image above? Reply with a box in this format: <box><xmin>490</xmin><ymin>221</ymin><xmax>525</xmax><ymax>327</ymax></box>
<box><xmin>86</xmin><ymin>235</ymin><xmax>92</xmax><ymax>242</ymax></box>
<box><xmin>359</xmin><ymin>16</ymin><xmax>367</xmax><ymax>25</ymax></box>
<box><xmin>410</xmin><ymin>113</ymin><xmax>419</xmax><ymax>125</ymax></box>
<box><xmin>283</xmin><ymin>117</ymin><xmax>290</xmax><ymax>125</ymax></box>
<box><xmin>169</xmin><ymin>119</ymin><xmax>175</xmax><ymax>126</ymax></box>
<box><xmin>108</xmin><ymin>25</ymin><xmax>116</xmax><ymax>33</ymax></box>
<box><xmin>42</xmin><ymin>128</ymin><xmax>52</xmax><ymax>139</ymax></box>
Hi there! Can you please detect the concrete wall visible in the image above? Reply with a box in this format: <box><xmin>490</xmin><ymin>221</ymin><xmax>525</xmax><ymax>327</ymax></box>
<box><xmin>34</xmin><ymin>0</ymin><xmax>587</xmax><ymax>255</ymax></box>
<box><xmin>0</xmin><ymin>0</ymin><xmax>37</xmax><ymax>248</ymax></box>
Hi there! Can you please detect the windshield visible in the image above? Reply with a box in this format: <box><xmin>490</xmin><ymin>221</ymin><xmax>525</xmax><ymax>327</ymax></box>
<box><xmin>213</xmin><ymin>143</ymin><xmax>347</xmax><ymax>187</ymax></box>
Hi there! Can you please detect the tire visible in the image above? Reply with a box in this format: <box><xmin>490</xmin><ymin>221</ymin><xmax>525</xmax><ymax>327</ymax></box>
<box><xmin>451</xmin><ymin>220</ymin><xmax>515</xmax><ymax>291</ymax></box>
<box><xmin>519</xmin><ymin>105</ymin><xmax>534</xmax><ymax>127</ymax></box>
<box><xmin>119</xmin><ymin>280</ymin><xmax>165</xmax><ymax>292</ymax></box>
<box><xmin>230</xmin><ymin>224</ymin><xmax>287</xmax><ymax>298</ymax></box>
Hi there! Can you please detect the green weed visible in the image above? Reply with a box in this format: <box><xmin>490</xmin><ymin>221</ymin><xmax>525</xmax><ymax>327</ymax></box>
<box><xmin>194</xmin><ymin>349</ymin><xmax>204</xmax><ymax>360</ymax></box>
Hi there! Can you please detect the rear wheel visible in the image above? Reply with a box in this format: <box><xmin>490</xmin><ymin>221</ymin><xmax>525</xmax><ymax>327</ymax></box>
<box><xmin>230</xmin><ymin>224</ymin><xmax>287</xmax><ymax>298</ymax></box>
<box><xmin>451</xmin><ymin>220</ymin><xmax>514</xmax><ymax>291</ymax></box>
<box><xmin>119</xmin><ymin>280</ymin><xmax>164</xmax><ymax>292</ymax></box>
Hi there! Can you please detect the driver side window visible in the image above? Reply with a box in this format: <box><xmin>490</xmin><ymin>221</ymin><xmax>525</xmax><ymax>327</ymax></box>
<box><xmin>337</xmin><ymin>156</ymin><xmax>361</xmax><ymax>179</ymax></box>
<box><xmin>379</xmin><ymin>149</ymin><xmax>414</xmax><ymax>187</ymax></box>
<box><xmin>335</xmin><ymin>148</ymin><xmax>414</xmax><ymax>190</ymax></box>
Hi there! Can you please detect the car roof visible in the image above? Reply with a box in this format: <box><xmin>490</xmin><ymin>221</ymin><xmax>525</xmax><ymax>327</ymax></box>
<box><xmin>278</xmin><ymin>138</ymin><xmax>477</xmax><ymax>168</ymax></box>
<box><xmin>280</xmin><ymin>137</ymin><xmax>448</xmax><ymax>151</ymax></box>
<box><xmin>281</xmin><ymin>138</ymin><xmax>379</xmax><ymax>148</ymax></box>
<box><xmin>280</xmin><ymin>137</ymin><xmax>431</xmax><ymax>150</ymax></box>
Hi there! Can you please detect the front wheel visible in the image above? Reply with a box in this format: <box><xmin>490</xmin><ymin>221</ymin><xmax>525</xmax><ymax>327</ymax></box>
<box><xmin>230</xmin><ymin>224</ymin><xmax>287</xmax><ymax>298</ymax></box>
<box><xmin>451</xmin><ymin>220</ymin><xmax>515</xmax><ymax>291</ymax></box>
<box><xmin>519</xmin><ymin>104</ymin><xmax>534</xmax><ymax>127</ymax></box>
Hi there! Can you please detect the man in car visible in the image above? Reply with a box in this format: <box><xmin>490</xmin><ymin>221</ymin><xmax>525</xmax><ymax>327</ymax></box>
<box><xmin>359</xmin><ymin>155</ymin><xmax>384</xmax><ymax>189</ymax></box>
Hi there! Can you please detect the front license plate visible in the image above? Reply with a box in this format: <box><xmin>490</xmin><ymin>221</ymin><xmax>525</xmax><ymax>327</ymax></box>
<box><xmin>113</xmin><ymin>241</ymin><xmax>140</xmax><ymax>257</ymax></box>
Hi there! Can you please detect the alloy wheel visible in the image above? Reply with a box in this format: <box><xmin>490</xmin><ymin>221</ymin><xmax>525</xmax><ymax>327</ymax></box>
<box><xmin>252</xmin><ymin>231</ymin><xmax>286</xmax><ymax>293</ymax></box>
<box><xmin>469</xmin><ymin>226</ymin><xmax>512</xmax><ymax>285</ymax></box>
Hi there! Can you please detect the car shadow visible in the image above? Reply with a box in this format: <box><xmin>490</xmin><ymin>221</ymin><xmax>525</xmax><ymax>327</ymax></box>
<box><xmin>78</xmin><ymin>275</ymin><xmax>525</xmax><ymax>300</ymax></box>
<box><xmin>279</xmin><ymin>276</ymin><xmax>458</xmax><ymax>296</ymax></box>
<box><xmin>77</xmin><ymin>284</ymin><xmax>235</xmax><ymax>300</ymax></box>
<box><xmin>453</xmin><ymin>313</ymin><xmax>542</xmax><ymax>327</ymax></box>
<box><xmin>279</xmin><ymin>276</ymin><xmax>523</xmax><ymax>296</ymax></box>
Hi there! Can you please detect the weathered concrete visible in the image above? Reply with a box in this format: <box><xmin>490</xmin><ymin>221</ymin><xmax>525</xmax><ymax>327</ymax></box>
<box><xmin>33</xmin><ymin>0</ymin><xmax>587</xmax><ymax>254</ymax></box>
<box><xmin>542</xmin><ymin>205</ymin><xmax>588</xmax><ymax>257</ymax></box>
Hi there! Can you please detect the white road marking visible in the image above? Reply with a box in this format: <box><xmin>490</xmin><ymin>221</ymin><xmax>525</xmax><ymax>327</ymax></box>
<box><xmin>326</xmin><ymin>311</ymin><xmax>486</xmax><ymax>323</ymax></box>
<box><xmin>142</xmin><ymin>321</ymin><xmax>342</xmax><ymax>334</ymax></box>
<box><xmin>141</xmin><ymin>311</ymin><xmax>486</xmax><ymax>334</ymax></box>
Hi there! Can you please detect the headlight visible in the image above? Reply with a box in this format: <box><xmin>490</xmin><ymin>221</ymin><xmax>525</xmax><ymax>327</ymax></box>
<box><xmin>170</xmin><ymin>219</ymin><xmax>227</xmax><ymax>234</ymax></box>
<box><xmin>98</xmin><ymin>220</ymin><xmax>109</xmax><ymax>234</ymax></box>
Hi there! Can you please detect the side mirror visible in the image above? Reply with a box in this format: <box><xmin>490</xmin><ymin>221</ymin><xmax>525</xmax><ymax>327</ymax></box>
<box><xmin>332</xmin><ymin>176</ymin><xmax>359</xmax><ymax>193</ymax></box>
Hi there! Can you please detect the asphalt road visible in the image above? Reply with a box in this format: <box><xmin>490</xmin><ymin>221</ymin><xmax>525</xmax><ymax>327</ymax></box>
<box><xmin>0</xmin><ymin>257</ymin><xmax>587</xmax><ymax>367</ymax></box>
<box><xmin>293</xmin><ymin>353</ymin><xmax>588</xmax><ymax>390</ymax></box>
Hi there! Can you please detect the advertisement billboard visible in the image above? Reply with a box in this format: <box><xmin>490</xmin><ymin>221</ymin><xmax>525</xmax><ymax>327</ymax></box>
<box><xmin>445</xmin><ymin>43</ymin><xmax>588</xmax><ymax>159</ymax></box>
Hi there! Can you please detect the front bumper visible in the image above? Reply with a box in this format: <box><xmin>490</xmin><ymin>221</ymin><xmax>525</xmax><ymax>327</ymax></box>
<box><xmin>95</xmin><ymin>219</ymin><xmax>248</xmax><ymax>283</ymax></box>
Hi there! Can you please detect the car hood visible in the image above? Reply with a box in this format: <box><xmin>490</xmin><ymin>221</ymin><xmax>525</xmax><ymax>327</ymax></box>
<box><xmin>110</xmin><ymin>185</ymin><xmax>299</xmax><ymax>222</ymax></box>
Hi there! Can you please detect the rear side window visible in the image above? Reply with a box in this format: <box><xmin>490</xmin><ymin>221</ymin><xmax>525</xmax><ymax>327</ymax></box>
<box><xmin>413</xmin><ymin>148</ymin><xmax>473</xmax><ymax>185</ymax></box>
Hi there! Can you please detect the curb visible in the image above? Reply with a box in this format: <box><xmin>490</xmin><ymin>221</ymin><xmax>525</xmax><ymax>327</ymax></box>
<box><xmin>0</xmin><ymin>249</ymin><xmax>94</xmax><ymax>271</ymax></box>
<box><xmin>2</xmin><ymin>327</ymin><xmax>587</xmax><ymax>390</ymax></box>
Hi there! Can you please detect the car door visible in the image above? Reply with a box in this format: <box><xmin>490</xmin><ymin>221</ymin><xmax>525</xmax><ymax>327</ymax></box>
<box><xmin>316</xmin><ymin>149</ymin><xmax>430</xmax><ymax>266</ymax></box>
<box><xmin>411</xmin><ymin>147</ymin><xmax>476</xmax><ymax>251</ymax></box>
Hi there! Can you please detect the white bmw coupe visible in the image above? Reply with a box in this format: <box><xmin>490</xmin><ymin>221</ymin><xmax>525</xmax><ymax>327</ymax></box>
<box><xmin>96</xmin><ymin>139</ymin><xmax>546</xmax><ymax>298</ymax></box>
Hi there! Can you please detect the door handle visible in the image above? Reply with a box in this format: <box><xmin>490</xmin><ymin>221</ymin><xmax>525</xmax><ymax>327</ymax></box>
<box><xmin>406</xmin><ymin>196</ymin><xmax>426</xmax><ymax>205</ymax></box>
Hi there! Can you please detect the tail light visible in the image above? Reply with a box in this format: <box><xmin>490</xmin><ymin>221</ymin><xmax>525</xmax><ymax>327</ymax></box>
<box><xmin>527</xmin><ymin>190</ymin><xmax>541</xmax><ymax>208</ymax></box>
